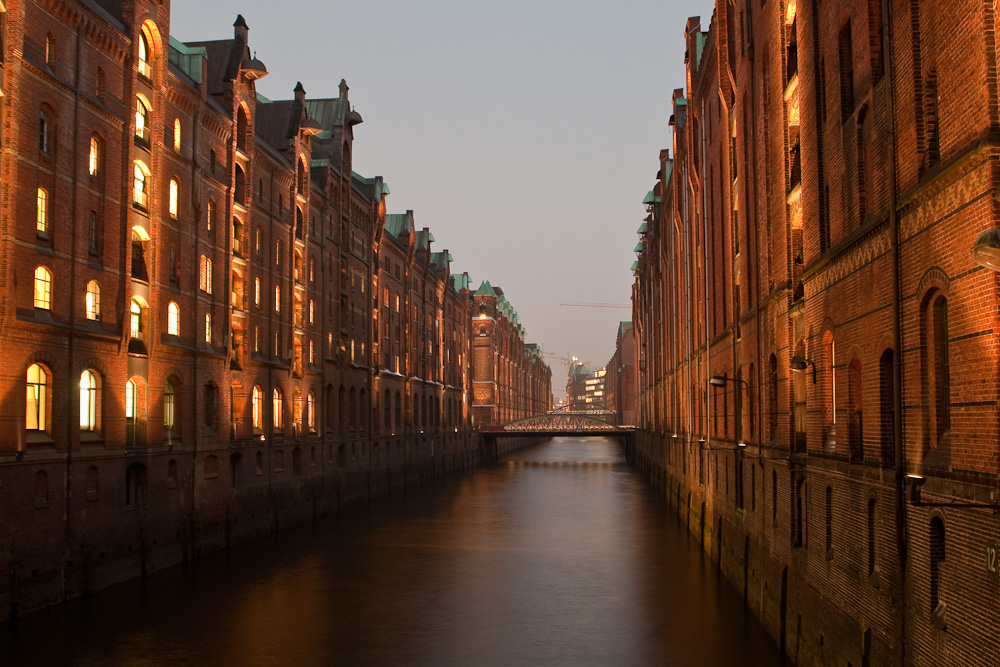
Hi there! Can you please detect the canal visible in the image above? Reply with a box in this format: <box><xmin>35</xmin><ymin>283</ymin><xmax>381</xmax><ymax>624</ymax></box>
<box><xmin>0</xmin><ymin>437</ymin><xmax>780</xmax><ymax>666</ymax></box>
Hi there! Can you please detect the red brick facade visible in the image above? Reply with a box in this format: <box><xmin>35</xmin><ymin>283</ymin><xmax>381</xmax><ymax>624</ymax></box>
<box><xmin>632</xmin><ymin>1</ymin><xmax>1000</xmax><ymax>664</ymax></box>
<box><xmin>0</xmin><ymin>0</ymin><xmax>548</xmax><ymax>619</ymax></box>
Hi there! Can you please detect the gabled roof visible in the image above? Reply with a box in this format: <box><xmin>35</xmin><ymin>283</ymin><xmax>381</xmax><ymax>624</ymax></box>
<box><xmin>475</xmin><ymin>280</ymin><xmax>496</xmax><ymax>297</ymax></box>
<box><xmin>385</xmin><ymin>212</ymin><xmax>413</xmax><ymax>241</ymax></box>
<box><xmin>450</xmin><ymin>273</ymin><xmax>472</xmax><ymax>293</ymax></box>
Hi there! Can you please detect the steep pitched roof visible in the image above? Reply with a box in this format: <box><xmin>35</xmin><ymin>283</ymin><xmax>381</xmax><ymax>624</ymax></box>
<box><xmin>475</xmin><ymin>280</ymin><xmax>496</xmax><ymax>297</ymax></box>
<box><xmin>385</xmin><ymin>212</ymin><xmax>413</xmax><ymax>241</ymax></box>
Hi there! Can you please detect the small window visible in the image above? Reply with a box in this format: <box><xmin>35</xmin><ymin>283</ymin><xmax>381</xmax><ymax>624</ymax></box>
<box><xmin>133</xmin><ymin>161</ymin><xmax>149</xmax><ymax>210</ymax></box>
<box><xmin>134</xmin><ymin>97</ymin><xmax>150</xmax><ymax>146</ymax></box>
<box><xmin>88</xmin><ymin>136</ymin><xmax>100</xmax><ymax>176</ymax></box>
<box><xmin>164</xmin><ymin>379</ymin><xmax>176</xmax><ymax>432</ymax></box>
<box><xmin>273</xmin><ymin>388</ymin><xmax>284</xmax><ymax>430</ymax></box>
<box><xmin>45</xmin><ymin>32</ymin><xmax>56</xmax><ymax>66</ymax></box>
<box><xmin>88</xmin><ymin>211</ymin><xmax>100</xmax><ymax>256</ymax></box>
<box><xmin>200</xmin><ymin>256</ymin><xmax>212</xmax><ymax>293</ymax></box>
<box><xmin>254</xmin><ymin>277</ymin><xmax>261</xmax><ymax>306</ymax></box>
<box><xmin>173</xmin><ymin>118</ymin><xmax>181</xmax><ymax>151</ymax></box>
<box><xmin>275</xmin><ymin>285</ymin><xmax>281</xmax><ymax>313</ymax></box>
<box><xmin>34</xmin><ymin>266</ymin><xmax>52</xmax><ymax>309</ymax></box>
<box><xmin>206</xmin><ymin>200</ymin><xmax>214</xmax><ymax>232</ymax></box>
<box><xmin>39</xmin><ymin>112</ymin><xmax>50</xmax><ymax>154</ymax></box>
<box><xmin>137</xmin><ymin>28</ymin><xmax>152</xmax><ymax>80</ymax></box>
<box><xmin>129</xmin><ymin>298</ymin><xmax>144</xmax><ymax>340</ymax></box>
<box><xmin>85</xmin><ymin>280</ymin><xmax>101</xmax><ymax>320</ymax></box>
<box><xmin>168</xmin><ymin>178</ymin><xmax>179</xmax><ymax>218</ymax></box>
<box><xmin>167</xmin><ymin>301</ymin><xmax>180</xmax><ymax>335</ymax></box>
<box><xmin>36</xmin><ymin>188</ymin><xmax>48</xmax><ymax>233</ymax></box>
<box><xmin>204</xmin><ymin>313</ymin><xmax>212</xmax><ymax>344</ymax></box>
<box><xmin>252</xmin><ymin>385</ymin><xmax>263</xmax><ymax>430</ymax></box>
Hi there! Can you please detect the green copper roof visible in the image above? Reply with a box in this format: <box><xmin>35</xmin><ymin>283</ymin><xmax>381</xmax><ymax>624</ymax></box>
<box><xmin>451</xmin><ymin>273</ymin><xmax>472</xmax><ymax>292</ymax></box>
<box><xmin>634</xmin><ymin>241</ymin><xmax>644</xmax><ymax>253</ymax></box>
<box><xmin>168</xmin><ymin>36</ymin><xmax>205</xmax><ymax>84</ymax></box>
<box><xmin>642</xmin><ymin>191</ymin><xmax>656</xmax><ymax>205</ymax></box>
<box><xmin>475</xmin><ymin>280</ymin><xmax>496</xmax><ymax>297</ymax></box>
<box><xmin>385</xmin><ymin>212</ymin><xmax>413</xmax><ymax>240</ymax></box>
<box><xmin>631</xmin><ymin>261</ymin><xmax>639</xmax><ymax>271</ymax></box>
<box><xmin>637</xmin><ymin>222</ymin><xmax>647</xmax><ymax>234</ymax></box>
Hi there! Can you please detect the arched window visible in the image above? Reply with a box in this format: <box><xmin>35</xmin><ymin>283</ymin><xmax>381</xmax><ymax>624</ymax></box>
<box><xmin>274</xmin><ymin>285</ymin><xmax>281</xmax><ymax>313</ymax></box>
<box><xmin>295</xmin><ymin>207</ymin><xmax>303</xmax><ymax>240</ymax></box>
<box><xmin>204</xmin><ymin>313</ymin><xmax>212</xmax><ymax>344</ymax></box>
<box><xmin>26</xmin><ymin>363</ymin><xmax>49</xmax><ymax>431</ymax></box>
<box><xmin>137</xmin><ymin>27</ymin><xmax>152</xmax><ymax>80</ymax></box>
<box><xmin>39</xmin><ymin>111</ymin><xmax>50</xmax><ymax>153</ymax></box>
<box><xmin>45</xmin><ymin>31</ymin><xmax>55</xmax><ymax>66</ymax></box>
<box><xmin>164</xmin><ymin>379</ymin><xmax>176</xmax><ymax>434</ymax></box>
<box><xmin>254</xmin><ymin>277</ymin><xmax>261</xmax><ymax>306</ymax></box>
<box><xmin>125</xmin><ymin>463</ymin><xmax>147</xmax><ymax>505</ymax></box>
<box><xmin>168</xmin><ymin>178</ymin><xmax>179</xmax><ymax>218</ymax></box>
<box><xmin>173</xmin><ymin>118</ymin><xmax>181</xmax><ymax>150</ymax></box>
<box><xmin>132</xmin><ymin>161</ymin><xmax>149</xmax><ymax>209</ymax></box>
<box><xmin>234</xmin><ymin>164</ymin><xmax>245</xmax><ymax>202</ymax></box>
<box><xmin>134</xmin><ymin>96</ymin><xmax>150</xmax><ymax>147</ymax></box>
<box><xmin>306</xmin><ymin>392</ymin><xmax>316</xmax><ymax>432</ymax></box>
<box><xmin>34</xmin><ymin>266</ymin><xmax>52</xmax><ymax>309</ymax></box>
<box><xmin>36</xmin><ymin>188</ymin><xmax>48</xmax><ymax>233</ymax></box>
<box><xmin>80</xmin><ymin>370</ymin><xmax>100</xmax><ymax>432</ymax></box>
<box><xmin>252</xmin><ymin>385</ymin><xmax>263</xmax><ymax>431</ymax></box>
<box><xmin>273</xmin><ymin>388</ymin><xmax>284</xmax><ymax>430</ymax></box>
<box><xmin>236</xmin><ymin>106</ymin><xmax>248</xmax><ymax>152</ymax></box>
<box><xmin>200</xmin><ymin>256</ymin><xmax>212</xmax><ymax>293</ymax></box>
<box><xmin>921</xmin><ymin>290</ymin><xmax>950</xmax><ymax>465</ymax></box>
<box><xmin>167</xmin><ymin>301</ymin><xmax>179</xmax><ymax>335</ymax></box>
<box><xmin>297</xmin><ymin>159</ymin><xmax>306</xmax><ymax>193</ymax></box>
<box><xmin>85</xmin><ymin>281</ymin><xmax>101</xmax><ymax>320</ymax></box>
<box><xmin>89</xmin><ymin>136</ymin><xmax>100</xmax><ymax>176</ymax></box>
<box><xmin>822</xmin><ymin>331</ymin><xmax>836</xmax><ymax>449</ymax></box>
<box><xmin>848</xmin><ymin>358</ymin><xmax>863</xmax><ymax>463</ymax></box>
<box><xmin>129</xmin><ymin>298</ymin><xmax>144</xmax><ymax>340</ymax></box>
<box><xmin>930</xmin><ymin>517</ymin><xmax>946</xmax><ymax>617</ymax></box>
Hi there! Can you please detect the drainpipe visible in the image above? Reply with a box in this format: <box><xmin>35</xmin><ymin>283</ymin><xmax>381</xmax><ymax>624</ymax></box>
<box><xmin>702</xmin><ymin>99</ymin><xmax>711</xmax><ymax>452</ymax></box>
<box><xmin>747</xmin><ymin>4</ymin><xmax>764</xmax><ymax>455</ymax></box>
<box><xmin>881</xmin><ymin>0</ymin><xmax>907</xmax><ymax>661</ymax></box>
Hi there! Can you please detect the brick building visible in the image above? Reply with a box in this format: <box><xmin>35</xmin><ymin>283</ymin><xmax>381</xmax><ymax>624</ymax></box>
<box><xmin>471</xmin><ymin>281</ymin><xmax>552</xmax><ymax>428</ymax></box>
<box><xmin>0</xmin><ymin>0</ymin><xmax>548</xmax><ymax>618</ymax></box>
<box><xmin>631</xmin><ymin>0</ymin><xmax>1000</xmax><ymax>664</ymax></box>
<box><xmin>604</xmin><ymin>321</ymin><xmax>636</xmax><ymax>426</ymax></box>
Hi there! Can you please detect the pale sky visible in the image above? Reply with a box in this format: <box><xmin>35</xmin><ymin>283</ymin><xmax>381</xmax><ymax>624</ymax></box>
<box><xmin>170</xmin><ymin>0</ymin><xmax>705</xmax><ymax>400</ymax></box>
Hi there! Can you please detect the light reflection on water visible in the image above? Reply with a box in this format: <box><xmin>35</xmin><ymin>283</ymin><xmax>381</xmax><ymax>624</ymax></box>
<box><xmin>0</xmin><ymin>437</ymin><xmax>780</xmax><ymax>666</ymax></box>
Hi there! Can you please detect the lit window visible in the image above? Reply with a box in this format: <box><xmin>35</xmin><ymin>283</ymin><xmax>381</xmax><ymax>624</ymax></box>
<box><xmin>85</xmin><ymin>280</ymin><xmax>101</xmax><ymax>320</ymax></box>
<box><xmin>309</xmin><ymin>340</ymin><xmax>315</xmax><ymax>364</ymax></box>
<box><xmin>173</xmin><ymin>118</ymin><xmax>181</xmax><ymax>150</ymax></box>
<box><xmin>252</xmin><ymin>385</ymin><xmax>263</xmax><ymax>430</ymax></box>
<box><xmin>133</xmin><ymin>162</ymin><xmax>148</xmax><ymax>209</ymax></box>
<box><xmin>167</xmin><ymin>301</ymin><xmax>180</xmax><ymax>335</ymax></box>
<box><xmin>254</xmin><ymin>277</ymin><xmax>260</xmax><ymax>306</ymax></box>
<box><xmin>129</xmin><ymin>298</ymin><xmax>143</xmax><ymax>339</ymax></box>
<box><xmin>206</xmin><ymin>201</ymin><xmax>213</xmax><ymax>232</ymax></box>
<box><xmin>125</xmin><ymin>379</ymin><xmax>136</xmax><ymax>420</ymax></box>
<box><xmin>134</xmin><ymin>97</ymin><xmax>150</xmax><ymax>144</ymax></box>
<box><xmin>309</xmin><ymin>258</ymin><xmax>315</xmax><ymax>282</ymax></box>
<box><xmin>395</xmin><ymin>295</ymin><xmax>400</xmax><ymax>313</ymax></box>
<box><xmin>34</xmin><ymin>266</ymin><xmax>52</xmax><ymax>309</ymax></box>
<box><xmin>309</xmin><ymin>300</ymin><xmax>314</xmax><ymax>324</ymax></box>
<box><xmin>254</xmin><ymin>326</ymin><xmax>261</xmax><ymax>353</ymax></box>
<box><xmin>307</xmin><ymin>392</ymin><xmax>315</xmax><ymax>430</ymax></box>
<box><xmin>200</xmin><ymin>256</ymin><xmax>212</xmax><ymax>293</ymax></box>
<box><xmin>164</xmin><ymin>379</ymin><xmax>176</xmax><ymax>434</ymax></box>
<box><xmin>80</xmin><ymin>370</ymin><xmax>99</xmax><ymax>432</ymax></box>
<box><xmin>26</xmin><ymin>363</ymin><xmax>48</xmax><ymax>431</ymax></box>
<box><xmin>273</xmin><ymin>388</ymin><xmax>283</xmax><ymax>429</ymax></box>
<box><xmin>36</xmin><ymin>188</ymin><xmax>48</xmax><ymax>233</ymax></box>
<box><xmin>89</xmin><ymin>137</ymin><xmax>99</xmax><ymax>176</ymax></box>
<box><xmin>137</xmin><ymin>29</ymin><xmax>152</xmax><ymax>79</ymax></box>
<box><xmin>204</xmin><ymin>313</ymin><xmax>212</xmax><ymax>343</ymax></box>
<box><xmin>168</xmin><ymin>178</ymin><xmax>179</xmax><ymax>218</ymax></box>
<box><xmin>275</xmin><ymin>285</ymin><xmax>281</xmax><ymax>313</ymax></box>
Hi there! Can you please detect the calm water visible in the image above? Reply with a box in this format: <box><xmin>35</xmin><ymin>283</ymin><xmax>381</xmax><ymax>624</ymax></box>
<box><xmin>1</xmin><ymin>437</ymin><xmax>780</xmax><ymax>666</ymax></box>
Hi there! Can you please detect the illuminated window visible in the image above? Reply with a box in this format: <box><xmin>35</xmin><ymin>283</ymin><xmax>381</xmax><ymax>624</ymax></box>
<box><xmin>34</xmin><ymin>266</ymin><xmax>52</xmax><ymax>309</ymax></box>
<box><xmin>36</xmin><ymin>188</ymin><xmax>48</xmax><ymax>233</ymax></box>
<box><xmin>134</xmin><ymin>96</ymin><xmax>150</xmax><ymax>145</ymax></box>
<box><xmin>309</xmin><ymin>257</ymin><xmax>316</xmax><ymax>282</ymax></box>
<box><xmin>254</xmin><ymin>325</ymin><xmax>261</xmax><ymax>353</ymax></box>
<box><xmin>125</xmin><ymin>379</ymin><xmax>136</xmax><ymax>420</ymax></box>
<box><xmin>307</xmin><ymin>392</ymin><xmax>316</xmax><ymax>431</ymax></box>
<box><xmin>206</xmin><ymin>201</ymin><xmax>214</xmax><ymax>232</ymax></box>
<box><xmin>254</xmin><ymin>277</ymin><xmax>261</xmax><ymax>306</ymax></box>
<box><xmin>204</xmin><ymin>313</ymin><xmax>212</xmax><ymax>344</ymax></box>
<box><xmin>164</xmin><ymin>379</ymin><xmax>176</xmax><ymax>432</ymax></box>
<box><xmin>133</xmin><ymin>162</ymin><xmax>149</xmax><ymax>209</ymax></box>
<box><xmin>275</xmin><ymin>285</ymin><xmax>281</xmax><ymax>313</ymax></box>
<box><xmin>167</xmin><ymin>301</ymin><xmax>180</xmax><ymax>335</ymax></box>
<box><xmin>167</xmin><ymin>178</ymin><xmax>179</xmax><ymax>218</ymax></box>
<box><xmin>395</xmin><ymin>295</ymin><xmax>400</xmax><ymax>312</ymax></box>
<box><xmin>252</xmin><ymin>385</ymin><xmax>263</xmax><ymax>430</ymax></box>
<box><xmin>200</xmin><ymin>256</ymin><xmax>212</xmax><ymax>293</ymax></box>
<box><xmin>137</xmin><ymin>28</ymin><xmax>152</xmax><ymax>79</ymax></box>
<box><xmin>26</xmin><ymin>364</ymin><xmax>48</xmax><ymax>431</ymax></box>
<box><xmin>308</xmin><ymin>340</ymin><xmax>314</xmax><ymax>364</ymax></box>
<box><xmin>88</xmin><ymin>137</ymin><xmax>100</xmax><ymax>176</ymax></box>
<box><xmin>45</xmin><ymin>32</ymin><xmax>55</xmax><ymax>66</ymax></box>
<box><xmin>273</xmin><ymin>388</ymin><xmax>283</xmax><ymax>430</ymax></box>
<box><xmin>309</xmin><ymin>300</ymin><xmax>314</xmax><ymax>324</ymax></box>
<box><xmin>173</xmin><ymin>118</ymin><xmax>181</xmax><ymax>150</ymax></box>
<box><xmin>85</xmin><ymin>280</ymin><xmax>101</xmax><ymax>320</ymax></box>
<box><xmin>129</xmin><ymin>298</ymin><xmax>143</xmax><ymax>340</ymax></box>
<box><xmin>80</xmin><ymin>370</ymin><xmax>100</xmax><ymax>432</ymax></box>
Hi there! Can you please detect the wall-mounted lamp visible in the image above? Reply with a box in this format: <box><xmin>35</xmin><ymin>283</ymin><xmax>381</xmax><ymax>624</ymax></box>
<box><xmin>907</xmin><ymin>472</ymin><xmax>999</xmax><ymax>509</ymax></box>
<box><xmin>710</xmin><ymin>375</ymin><xmax>748</xmax><ymax>391</ymax></box>
<box><xmin>790</xmin><ymin>355</ymin><xmax>817</xmax><ymax>384</ymax></box>
<box><xmin>972</xmin><ymin>228</ymin><xmax>1000</xmax><ymax>271</ymax></box>
<box><xmin>906</xmin><ymin>474</ymin><xmax>926</xmax><ymax>504</ymax></box>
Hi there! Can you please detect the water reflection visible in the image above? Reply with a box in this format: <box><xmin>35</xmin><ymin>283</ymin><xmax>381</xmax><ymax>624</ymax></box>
<box><xmin>1</xmin><ymin>437</ymin><xmax>779</xmax><ymax>666</ymax></box>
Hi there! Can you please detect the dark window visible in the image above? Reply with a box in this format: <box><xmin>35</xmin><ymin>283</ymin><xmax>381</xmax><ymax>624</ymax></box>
<box><xmin>879</xmin><ymin>349</ymin><xmax>895</xmax><ymax>464</ymax></box>
<box><xmin>930</xmin><ymin>517</ymin><xmax>946</xmax><ymax>614</ymax></box>
<box><xmin>839</xmin><ymin>20</ymin><xmax>855</xmax><ymax>121</ymax></box>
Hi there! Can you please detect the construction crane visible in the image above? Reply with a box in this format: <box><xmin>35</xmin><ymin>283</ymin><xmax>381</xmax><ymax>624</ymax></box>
<box><xmin>559</xmin><ymin>302</ymin><xmax>631</xmax><ymax>309</ymax></box>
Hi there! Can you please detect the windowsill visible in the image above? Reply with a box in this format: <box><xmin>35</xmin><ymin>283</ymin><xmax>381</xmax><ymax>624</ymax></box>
<box><xmin>79</xmin><ymin>431</ymin><xmax>103</xmax><ymax>443</ymax></box>
<box><xmin>26</xmin><ymin>431</ymin><xmax>55</xmax><ymax>445</ymax></box>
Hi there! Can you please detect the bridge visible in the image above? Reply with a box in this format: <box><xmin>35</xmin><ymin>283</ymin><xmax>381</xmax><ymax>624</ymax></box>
<box><xmin>479</xmin><ymin>411</ymin><xmax>635</xmax><ymax>438</ymax></box>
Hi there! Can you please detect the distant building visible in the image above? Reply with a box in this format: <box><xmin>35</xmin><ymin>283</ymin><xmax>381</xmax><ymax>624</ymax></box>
<box><xmin>566</xmin><ymin>362</ymin><xmax>605</xmax><ymax>411</ymax></box>
<box><xmin>605</xmin><ymin>322</ymin><xmax>636</xmax><ymax>425</ymax></box>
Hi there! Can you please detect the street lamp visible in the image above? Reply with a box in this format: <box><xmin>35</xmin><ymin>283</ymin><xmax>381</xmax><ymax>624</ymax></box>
<box><xmin>790</xmin><ymin>355</ymin><xmax>817</xmax><ymax>383</ymax></box>
<box><xmin>972</xmin><ymin>228</ymin><xmax>1000</xmax><ymax>271</ymax></box>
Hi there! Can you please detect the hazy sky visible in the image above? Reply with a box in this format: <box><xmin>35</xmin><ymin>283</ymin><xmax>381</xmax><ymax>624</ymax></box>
<box><xmin>170</xmin><ymin>0</ymin><xmax>704</xmax><ymax>399</ymax></box>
